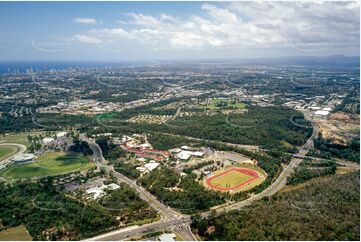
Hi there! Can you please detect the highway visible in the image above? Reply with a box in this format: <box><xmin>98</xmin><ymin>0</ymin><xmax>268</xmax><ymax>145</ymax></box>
<box><xmin>79</xmin><ymin>134</ymin><xmax>106</xmax><ymax>165</ymax></box>
<box><xmin>87</xmin><ymin>217</ymin><xmax>192</xmax><ymax>241</ymax></box>
<box><xmin>201</xmin><ymin>110</ymin><xmax>319</xmax><ymax>216</ymax></box>
<box><xmin>80</xmin><ymin>134</ymin><xmax>197</xmax><ymax>241</ymax></box>
<box><xmin>82</xmin><ymin>110</ymin><xmax>319</xmax><ymax>241</ymax></box>
<box><xmin>81</xmin><ymin>134</ymin><xmax>180</xmax><ymax>220</ymax></box>
<box><xmin>293</xmin><ymin>154</ymin><xmax>360</xmax><ymax>168</ymax></box>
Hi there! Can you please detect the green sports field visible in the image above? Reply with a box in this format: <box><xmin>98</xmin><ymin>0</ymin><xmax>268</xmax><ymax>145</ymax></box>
<box><xmin>0</xmin><ymin>146</ymin><xmax>18</xmax><ymax>161</ymax></box>
<box><xmin>0</xmin><ymin>151</ymin><xmax>95</xmax><ymax>179</ymax></box>
<box><xmin>204</xmin><ymin>165</ymin><xmax>266</xmax><ymax>192</ymax></box>
<box><xmin>209</xmin><ymin>169</ymin><xmax>253</xmax><ymax>188</ymax></box>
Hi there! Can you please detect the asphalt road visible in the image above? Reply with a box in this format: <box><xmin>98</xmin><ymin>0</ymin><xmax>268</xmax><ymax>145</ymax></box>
<box><xmin>82</xmin><ymin>110</ymin><xmax>320</xmax><ymax>241</ymax></box>
<box><xmin>87</xmin><ymin>217</ymin><xmax>192</xmax><ymax>241</ymax></box>
<box><xmin>80</xmin><ymin>134</ymin><xmax>197</xmax><ymax>241</ymax></box>
<box><xmin>293</xmin><ymin>154</ymin><xmax>360</xmax><ymax>168</ymax></box>
<box><xmin>81</xmin><ymin>134</ymin><xmax>180</xmax><ymax>220</ymax></box>
<box><xmin>201</xmin><ymin>111</ymin><xmax>319</xmax><ymax>217</ymax></box>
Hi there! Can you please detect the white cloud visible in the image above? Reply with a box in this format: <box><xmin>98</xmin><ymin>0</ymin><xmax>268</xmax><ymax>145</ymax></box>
<box><xmin>72</xmin><ymin>1</ymin><xmax>359</xmax><ymax>54</ymax></box>
<box><xmin>74</xmin><ymin>34</ymin><xmax>102</xmax><ymax>44</ymax></box>
<box><xmin>73</xmin><ymin>17</ymin><xmax>98</xmax><ymax>25</ymax></box>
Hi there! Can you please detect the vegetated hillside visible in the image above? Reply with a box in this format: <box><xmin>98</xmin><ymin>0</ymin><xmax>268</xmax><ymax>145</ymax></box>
<box><xmin>137</xmin><ymin>168</ymin><xmax>227</xmax><ymax>214</ymax></box>
<box><xmin>165</xmin><ymin>106</ymin><xmax>312</xmax><ymax>153</ymax></box>
<box><xmin>89</xmin><ymin>105</ymin><xmax>312</xmax><ymax>153</ymax></box>
<box><xmin>308</xmin><ymin>135</ymin><xmax>360</xmax><ymax>163</ymax></box>
<box><xmin>0</xmin><ymin>179</ymin><xmax>157</xmax><ymax>240</ymax></box>
<box><xmin>191</xmin><ymin>171</ymin><xmax>360</xmax><ymax>241</ymax></box>
<box><xmin>0</xmin><ymin>181</ymin><xmax>117</xmax><ymax>240</ymax></box>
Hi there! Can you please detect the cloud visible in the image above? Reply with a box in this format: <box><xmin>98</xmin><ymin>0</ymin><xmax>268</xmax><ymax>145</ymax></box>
<box><xmin>74</xmin><ymin>34</ymin><xmax>102</xmax><ymax>44</ymax></box>
<box><xmin>73</xmin><ymin>17</ymin><xmax>98</xmax><ymax>25</ymax></box>
<box><xmin>72</xmin><ymin>1</ymin><xmax>359</xmax><ymax>53</ymax></box>
<box><xmin>32</xmin><ymin>38</ymin><xmax>69</xmax><ymax>52</ymax></box>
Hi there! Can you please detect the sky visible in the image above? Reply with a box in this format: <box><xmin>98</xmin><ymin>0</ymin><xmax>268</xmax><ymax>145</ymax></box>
<box><xmin>0</xmin><ymin>1</ymin><xmax>359</xmax><ymax>61</ymax></box>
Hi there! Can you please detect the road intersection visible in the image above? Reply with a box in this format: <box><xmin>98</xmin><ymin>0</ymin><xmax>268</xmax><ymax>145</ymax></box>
<box><xmin>83</xmin><ymin>110</ymin><xmax>319</xmax><ymax>241</ymax></box>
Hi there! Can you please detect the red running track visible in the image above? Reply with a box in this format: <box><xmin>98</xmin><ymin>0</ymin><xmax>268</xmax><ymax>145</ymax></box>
<box><xmin>206</xmin><ymin>167</ymin><xmax>260</xmax><ymax>191</ymax></box>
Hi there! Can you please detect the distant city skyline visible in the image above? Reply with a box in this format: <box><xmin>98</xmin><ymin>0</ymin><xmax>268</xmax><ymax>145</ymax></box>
<box><xmin>0</xmin><ymin>1</ymin><xmax>359</xmax><ymax>61</ymax></box>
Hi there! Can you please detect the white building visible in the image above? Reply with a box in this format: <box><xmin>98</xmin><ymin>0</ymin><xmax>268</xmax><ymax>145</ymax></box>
<box><xmin>310</xmin><ymin>106</ymin><xmax>321</xmax><ymax>110</ymax></box>
<box><xmin>137</xmin><ymin>157</ymin><xmax>147</xmax><ymax>162</ymax></box>
<box><xmin>158</xmin><ymin>233</ymin><xmax>176</xmax><ymax>241</ymax></box>
<box><xmin>177</xmin><ymin>150</ymin><xmax>204</xmax><ymax>160</ymax></box>
<box><xmin>92</xmin><ymin>133</ymin><xmax>113</xmax><ymax>138</ymax></box>
<box><xmin>136</xmin><ymin>166</ymin><xmax>148</xmax><ymax>173</ymax></box>
<box><xmin>86</xmin><ymin>183</ymin><xmax>120</xmax><ymax>199</ymax></box>
<box><xmin>136</xmin><ymin>161</ymin><xmax>160</xmax><ymax>174</ymax></box>
<box><xmin>11</xmin><ymin>153</ymin><xmax>35</xmax><ymax>163</ymax></box>
<box><xmin>177</xmin><ymin>150</ymin><xmax>192</xmax><ymax>160</ymax></box>
<box><xmin>43</xmin><ymin>137</ymin><xmax>54</xmax><ymax>144</ymax></box>
<box><xmin>169</xmin><ymin>148</ymin><xmax>182</xmax><ymax>153</ymax></box>
<box><xmin>144</xmin><ymin>162</ymin><xmax>160</xmax><ymax>171</ymax></box>
<box><xmin>315</xmin><ymin>110</ymin><xmax>330</xmax><ymax>116</ymax></box>
<box><xmin>56</xmin><ymin>131</ymin><xmax>67</xmax><ymax>138</ymax></box>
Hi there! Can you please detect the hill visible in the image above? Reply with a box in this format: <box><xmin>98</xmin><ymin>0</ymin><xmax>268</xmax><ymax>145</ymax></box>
<box><xmin>192</xmin><ymin>171</ymin><xmax>360</xmax><ymax>240</ymax></box>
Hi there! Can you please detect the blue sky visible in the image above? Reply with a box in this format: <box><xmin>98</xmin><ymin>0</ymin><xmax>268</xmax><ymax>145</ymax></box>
<box><xmin>0</xmin><ymin>1</ymin><xmax>359</xmax><ymax>61</ymax></box>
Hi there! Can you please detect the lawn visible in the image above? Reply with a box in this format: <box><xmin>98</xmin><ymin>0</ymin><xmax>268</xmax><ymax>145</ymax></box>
<box><xmin>0</xmin><ymin>131</ymin><xmax>46</xmax><ymax>145</ymax></box>
<box><xmin>205</xmin><ymin>98</ymin><xmax>246</xmax><ymax>110</ymax></box>
<box><xmin>0</xmin><ymin>225</ymin><xmax>32</xmax><ymax>241</ymax></box>
<box><xmin>0</xmin><ymin>146</ymin><xmax>18</xmax><ymax>161</ymax></box>
<box><xmin>97</xmin><ymin>112</ymin><xmax>117</xmax><ymax>120</ymax></box>
<box><xmin>0</xmin><ymin>151</ymin><xmax>95</xmax><ymax>179</ymax></box>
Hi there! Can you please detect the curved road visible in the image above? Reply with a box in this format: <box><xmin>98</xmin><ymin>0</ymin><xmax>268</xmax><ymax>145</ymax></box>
<box><xmin>201</xmin><ymin>111</ymin><xmax>318</xmax><ymax>216</ymax></box>
<box><xmin>83</xmin><ymin>110</ymin><xmax>319</xmax><ymax>241</ymax></box>
<box><xmin>79</xmin><ymin>134</ymin><xmax>182</xmax><ymax>220</ymax></box>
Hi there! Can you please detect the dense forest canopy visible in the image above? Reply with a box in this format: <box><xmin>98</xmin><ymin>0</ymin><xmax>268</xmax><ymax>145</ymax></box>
<box><xmin>191</xmin><ymin>171</ymin><xmax>360</xmax><ymax>241</ymax></box>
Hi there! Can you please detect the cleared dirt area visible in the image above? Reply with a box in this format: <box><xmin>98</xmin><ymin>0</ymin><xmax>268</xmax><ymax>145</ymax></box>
<box><xmin>316</xmin><ymin>116</ymin><xmax>359</xmax><ymax>145</ymax></box>
<box><xmin>0</xmin><ymin>225</ymin><xmax>32</xmax><ymax>241</ymax></box>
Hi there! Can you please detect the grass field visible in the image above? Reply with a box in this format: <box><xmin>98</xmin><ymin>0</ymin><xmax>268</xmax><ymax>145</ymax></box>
<box><xmin>0</xmin><ymin>225</ymin><xmax>32</xmax><ymax>241</ymax></box>
<box><xmin>208</xmin><ymin>169</ymin><xmax>255</xmax><ymax>189</ymax></box>
<box><xmin>204</xmin><ymin>165</ymin><xmax>266</xmax><ymax>192</ymax></box>
<box><xmin>0</xmin><ymin>131</ymin><xmax>46</xmax><ymax>145</ymax></box>
<box><xmin>205</xmin><ymin>98</ymin><xmax>246</xmax><ymax>110</ymax></box>
<box><xmin>0</xmin><ymin>151</ymin><xmax>95</xmax><ymax>179</ymax></box>
<box><xmin>0</xmin><ymin>146</ymin><xmax>18</xmax><ymax>161</ymax></box>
